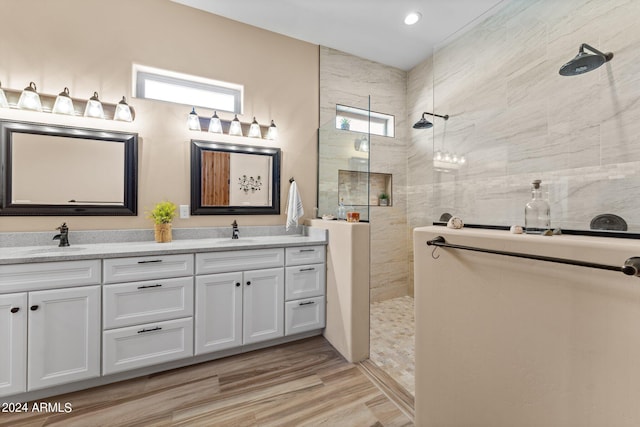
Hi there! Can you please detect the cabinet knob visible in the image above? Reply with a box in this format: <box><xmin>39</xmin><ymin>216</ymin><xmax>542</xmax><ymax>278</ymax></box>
<box><xmin>30</xmin><ymin>305</ymin><xmax>39</xmax><ymax>311</ymax></box>
<box><xmin>235</xmin><ymin>282</ymin><xmax>241</xmax><ymax>287</ymax></box>
<box><xmin>246</xmin><ymin>281</ymin><xmax>251</xmax><ymax>286</ymax></box>
<box><xmin>10</xmin><ymin>307</ymin><xmax>20</xmax><ymax>313</ymax></box>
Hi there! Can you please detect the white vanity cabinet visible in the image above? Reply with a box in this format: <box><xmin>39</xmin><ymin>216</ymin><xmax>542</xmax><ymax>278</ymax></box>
<box><xmin>195</xmin><ymin>249</ymin><xmax>285</xmax><ymax>355</ymax></box>
<box><xmin>0</xmin><ymin>260</ymin><xmax>102</xmax><ymax>397</ymax></box>
<box><xmin>284</xmin><ymin>246</ymin><xmax>326</xmax><ymax>335</ymax></box>
<box><xmin>101</xmin><ymin>254</ymin><xmax>195</xmax><ymax>375</ymax></box>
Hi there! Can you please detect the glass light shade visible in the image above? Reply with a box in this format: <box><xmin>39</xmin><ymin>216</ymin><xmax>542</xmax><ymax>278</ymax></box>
<box><xmin>52</xmin><ymin>87</ymin><xmax>75</xmax><ymax>115</ymax></box>
<box><xmin>208</xmin><ymin>111</ymin><xmax>223</xmax><ymax>133</ymax></box>
<box><xmin>229</xmin><ymin>115</ymin><xmax>242</xmax><ymax>136</ymax></box>
<box><xmin>114</xmin><ymin>96</ymin><xmax>133</xmax><ymax>122</ymax></box>
<box><xmin>266</xmin><ymin>120</ymin><xmax>278</xmax><ymax>140</ymax></box>
<box><xmin>444</xmin><ymin>152</ymin><xmax>452</xmax><ymax>162</ymax></box>
<box><xmin>459</xmin><ymin>156</ymin><xmax>466</xmax><ymax>164</ymax></box>
<box><xmin>17</xmin><ymin>82</ymin><xmax>42</xmax><ymax>111</ymax></box>
<box><xmin>359</xmin><ymin>137</ymin><xmax>369</xmax><ymax>152</ymax></box>
<box><xmin>248</xmin><ymin>117</ymin><xmax>261</xmax><ymax>138</ymax></box>
<box><xmin>84</xmin><ymin>92</ymin><xmax>104</xmax><ymax>118</ymax></box>
<box><xmin>0</xmin><ymin>85</ymin><xmax>8</xmax><ymax>108</ymax></box>
<box><xmin>434</xmin><ymin>151</ymin><xmax>443</xmax><ymax>161</ymax></box>
<box><xmin>187</xmin><ymin>107</ymin><xmax>201</xmax><ymax>131</ymax></box>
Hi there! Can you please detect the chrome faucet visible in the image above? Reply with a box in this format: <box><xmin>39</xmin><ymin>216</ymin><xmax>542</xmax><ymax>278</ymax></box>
<box><xmin>232</xmin><ymin>220</ymin><xmax>239</xmax><ymax>239</ymax></box>
<box><xmin>53</xmin><ymin>222</ymin><xmax>70</xmax><ymax>247</ymax></box>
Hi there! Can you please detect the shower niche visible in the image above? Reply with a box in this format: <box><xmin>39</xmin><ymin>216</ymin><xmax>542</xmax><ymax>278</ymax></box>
<box><xmin>338</xmin><ymin>170</ymin><xmax>392</xmax><ymax>207</ymax></box>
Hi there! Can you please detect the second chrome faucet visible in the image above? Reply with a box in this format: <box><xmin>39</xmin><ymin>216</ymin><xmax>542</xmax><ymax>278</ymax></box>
<box><xmin>232</xmin><ymin>220</ymin><xmax>239</xmax><ymax>239</ymax></box>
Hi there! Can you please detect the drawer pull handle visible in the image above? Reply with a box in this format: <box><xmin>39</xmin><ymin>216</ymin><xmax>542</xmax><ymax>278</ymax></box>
<box><xmin>138</xmin><ymin>259</ymin><xmax>163</xmax><ymax>264</ymax></box>
<box><xmin>137</xmin><ymin>326</ymin><xmax>162</xmax><ymax>334</ymax></box>
<box><xmin>236</xmin><ymin>282</ymin><xmax>241</xmax><ymax>287</ymax></box>
<box><xmin>30</xmin><ymin>305</ymin><xmax>39</xmax><ymax>311</ymax></box>
<box><xmin>10</xmin><ymin>307</ymin><xmax>20</xmax><ymax>314</ymax></box>
<box><xmin>300</xmin><ymin>267</ymin><xmax>315</xmax><ymax>272</ymax></box>
<box><xmin>246</xmin><ymin>281</ymin><xmax>251</xmax><ymax>286</ymax></box>
<box><xmin>299</xmin><ymin>301</ymin><xmax>315</xmax><ymax>306</ymax></box>
<box><xmin>137</xmin><ymin>284</ymin><xmax>163</xmax><ymax>289</ymax></box>
<box><xmin>300</xmin><ymin>249</ymin><xmax>316</xmax><ymax>252</ymax></box>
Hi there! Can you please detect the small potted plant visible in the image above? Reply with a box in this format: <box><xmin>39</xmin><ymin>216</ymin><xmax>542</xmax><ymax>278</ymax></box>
<box><xmin>340</xmin><ymin>117</ymin><xmax>351</xmax><ymax>130</ymax></box>
<box><xmin>379</xmin><ymin>192</ymin><xmax>390</xmax><ymax>206</ymax></box>
<box><xmin>147</xmin><ymin>200</ymin><xmax>177</xmax><ymax>243</ymax></box>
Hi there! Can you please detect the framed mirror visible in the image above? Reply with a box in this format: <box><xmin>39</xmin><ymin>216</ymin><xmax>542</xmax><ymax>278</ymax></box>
<box><xmin>191</xmin><ymin>140</ymin><xmax>280</xmax><ymax>215</ymax></box>
<box><xmin>0</xmin><ymin>120</ymin><xmax>138</xmax><ymax>216</ymax></box>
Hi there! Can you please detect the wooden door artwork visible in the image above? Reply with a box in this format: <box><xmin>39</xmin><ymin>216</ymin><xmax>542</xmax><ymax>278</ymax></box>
<box><xmin>201</xmin><ymin>151</ymin><xmax>230</xmax><ymax>206</ymax></box>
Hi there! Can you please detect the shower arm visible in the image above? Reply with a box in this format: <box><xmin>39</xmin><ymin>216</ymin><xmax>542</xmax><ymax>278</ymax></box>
<box><xmin>580</xmin><ymin>43</ymin><xmax>613</xmax><ymax>61</ymax></box>
<box><xmin>421</xmin><ymin>112</ymin><xmax>449</xmax><ymax>120</ymax></box>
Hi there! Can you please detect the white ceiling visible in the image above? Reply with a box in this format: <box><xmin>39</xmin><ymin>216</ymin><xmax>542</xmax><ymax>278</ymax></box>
<box><xmin>172</xmin><ymin>0</ymin><xmax>507</xmax><ymax>71</ymax></box>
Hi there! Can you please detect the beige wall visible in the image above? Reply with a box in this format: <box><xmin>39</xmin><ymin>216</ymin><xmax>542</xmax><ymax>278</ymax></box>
<box><xmin>319</xmin><ymin>47</ymin><xmax>409</xmax><ymax>302</ymax></box>
<box><xmin>414</xmin><ymin>226</ymin><xmax>640</xmax><ymax>426</ymax></box>
<box><xmin>0</xmin><ymin>0</ymin><xmax>318</xmax><ymax>231</ymax></box>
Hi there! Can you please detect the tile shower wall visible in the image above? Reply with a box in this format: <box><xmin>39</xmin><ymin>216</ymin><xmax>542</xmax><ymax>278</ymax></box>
<box><xmin>320</xmin><ymin>47</ymin><xmax>410</xmax><ymax>302</ymax></box>
<box><xmin>409</xmin><ymin>0</ymin><xmax>640</xmax><ymax>235</ymax></box>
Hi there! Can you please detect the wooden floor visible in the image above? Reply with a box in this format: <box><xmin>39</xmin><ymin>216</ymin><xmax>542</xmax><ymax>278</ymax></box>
<box><xmin>1</xmin><ymin>337</ymin><xmax>413</xmax><ymax>427</ymax></box>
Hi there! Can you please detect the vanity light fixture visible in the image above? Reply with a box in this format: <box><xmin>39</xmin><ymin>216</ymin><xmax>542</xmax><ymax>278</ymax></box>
<box><xmin>248</xmin><ymin>117</ymin><xmax>261</xmax><ymax>138</ymax></box>
<box><xmin>229</xmin><ymin>114</ymin><xmax>243</xmax><ymax>136</ymax></box>
<box><xmin>187</xmin><ymin>107</ymin><xmax>201</xmax><ymax>131</ymax></box>
<box><xmin>266</xmin><ymin>120</ymin><xmax>278</xmax><ymax>140</ymax></box>
<box><xmin>0</xmin><ymin>82</ymin><xmax>8</xmax><ymax>108</ymax></box>
<box><xmin>434</xmin><ymin>150</ymin><xmax>466</xmax><ymax>171</ymax></box>
<box><xmin>52</xmin><ymin>87</ymin><xmax>75</xmax><ymax>115</ymax></box>
<box><xmin>84</xmin><ymin>92</ymin><xmax>104</xmax><ymax>118</ymax></box>
<box><xmin>17</xmin><ymin>82</ymin><xmax>43</xmax><ymax>111</ymax></box>
<box><xmin>113</xmin><ymin>96</ymin><xmax>133</xmax><ymax>122</ymax></box>
<box><xmin>404</xmin><ymin>11</ymin><xmax>422</xmax><ymax>25</ymax></box>
<box><xmin>208</xmin><ymin>111</ymin><xmax>223</xmax><ymax>133</ymax></box>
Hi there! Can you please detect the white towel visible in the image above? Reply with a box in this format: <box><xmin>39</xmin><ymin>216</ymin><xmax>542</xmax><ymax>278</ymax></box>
<box><xmin>286</xmin><ymin>181</ymin><xmax>304</xmax><ymax>231</ymax></box>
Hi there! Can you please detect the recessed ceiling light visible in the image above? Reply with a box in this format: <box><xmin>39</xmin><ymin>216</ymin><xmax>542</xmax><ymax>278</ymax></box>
<box><xmin>404</xmin><ymin>11</ymin><xmax>422</xmax><ymax>26</ymax></box>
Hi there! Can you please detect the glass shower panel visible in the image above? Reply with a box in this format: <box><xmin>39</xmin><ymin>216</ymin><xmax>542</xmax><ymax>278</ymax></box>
<box><xmin>317</xmin><ymin>97</ymin><xmax>371</xmax><ymax>222</ymax></box>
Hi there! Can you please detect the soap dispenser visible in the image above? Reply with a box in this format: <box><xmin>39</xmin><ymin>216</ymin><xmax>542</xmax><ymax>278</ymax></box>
<box><xmin>524</xmin><ymin>179</ymin><xmax>550</xmax><ymax>234</ymax></box>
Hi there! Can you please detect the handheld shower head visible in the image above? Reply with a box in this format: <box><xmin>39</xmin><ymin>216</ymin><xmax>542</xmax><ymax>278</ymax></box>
<box><xmin>559</xmin><ymin>43</ymin><xmax>613</xmax><ymax>76</ymax></box>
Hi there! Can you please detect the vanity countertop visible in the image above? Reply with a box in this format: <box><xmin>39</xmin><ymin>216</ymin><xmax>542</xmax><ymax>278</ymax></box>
<box><xmin>0</xmin><ymin>234</ymin><xmax>327</xmax><ymax>265</ymax></box>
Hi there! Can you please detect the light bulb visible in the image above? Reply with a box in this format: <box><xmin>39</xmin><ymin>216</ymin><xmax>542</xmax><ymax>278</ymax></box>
<box><xmin>187</xmin><ymin>107</ymin><xmax>201</xmax><ymax>131</ymax></box>
<box><xmin>208</xmin><ymin>111</ymin><xmax>222</xmax><ymax>133</ymax></box>
<box><xmin>459</xmin><ymin>156</ymin><xmax>466</xmax><ymax>164</ymax></box>
<box><xmin>114</xmin><ymin>96</ymin><xmax>133</xmax><ymax>122</ymax></box>
<box><xmin>435</xmin><ymin>151</ymin><xmax>443</xmax><ymax>161</ymax></box>
<box><xmin>0</xmin><ymin>81</ymin><xmax>9</xmax><ymax>108</ymax></box>
<box><xmin>229</xmin><ymin>115</ymin><xmax>242</xmax><ymax>136</ymax></box>
<box><xmin>52</xmin><ymin>87</ymin><xmax>75</xmax><ymax>115</ymax></box>
<box><xmin>248</xmin><ymin>117</ymin><xmax>261</xmax><ymax>138</ymax></box>
<box><xmin>444</xmin><ymin>152</ymin><xmax>452</xmax><ymax>162</ymax></box>
<box><xmin>266</xmin><ymin>120</ymin><xmax>278</xmax><ymax>140</ymax></box>
<box><xmin>84</xmin><ymin>92</ymin><xmax>104</xmax><ymax>118</ymax></box>
<box><xmin>17</xmin><ymin>82</ymin><xmax>42</xmax><ymax>111</ymax></box>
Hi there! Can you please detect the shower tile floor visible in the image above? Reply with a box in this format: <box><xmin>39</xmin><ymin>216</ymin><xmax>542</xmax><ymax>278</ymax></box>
<box><xmin>370</xmin><ymin>295</ymin><xmax>415</xmax><ymax>395</ymax></box>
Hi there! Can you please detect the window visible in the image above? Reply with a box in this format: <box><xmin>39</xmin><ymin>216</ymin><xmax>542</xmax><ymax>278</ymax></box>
<box><xmin>133</xmin><ymin>64</ymin><xmax>243</xmax><ymax>113</ymax></box>
<box><xmin>335</xmin><ymin>104</ymin><xmax>395</xmax><ymax>137</ymax></box>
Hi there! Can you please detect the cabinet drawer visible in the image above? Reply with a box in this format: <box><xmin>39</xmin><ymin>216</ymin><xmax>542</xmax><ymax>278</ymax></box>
<box><xmin>196</xmin><ymin>248</ymin><xmax>284</xmax><ymax>275</ymax></box>
<box><xmin>103</xmin><ymin>277</ymin><xmax>194</xmax><ymax>329</ymax></box>
<box><xmin>103</xmin><ymin>254</ymin><xmax>194</xmax><ymax>284</ymax></box>
<box><xmin>103</xmin><ymin>317</ymin><xmax>193</xmax><ymax>375</ymax></box>
<box><xmin>285</xmin><ymin>264</ymin><xmax>325</xmax><ymax>301</ymax></box>
<box><xmin>285</xmin><ymin>296</ymin><xmax>325</xmax><ymax>335</ymax></box>
<box><xmin>285</xmin><ymin>246</ymin><xmax>325</xmax><ymax>266</ymax></box>
<box><xmin>0</xmin><ymin>260</ymin><xmax>101</xmax><ymax>293</ymax></box>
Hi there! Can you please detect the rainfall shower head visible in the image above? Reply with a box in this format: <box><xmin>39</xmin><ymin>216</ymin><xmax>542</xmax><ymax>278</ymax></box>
<box><xmin>413</xmin><ymin>112</ymin><xmax>449</xmax><ymax>129</ymax></box>
<box><xmin>559</xmin><ymin>43</ymin><xmax>613</xmax><ymax>76</ymax></box>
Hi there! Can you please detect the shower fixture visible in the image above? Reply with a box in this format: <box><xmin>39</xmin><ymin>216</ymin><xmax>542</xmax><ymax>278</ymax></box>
<box><xmin>559</xmin><ymin>43</ymin><xmax>613</xmax><ymax>76</ymax></box>
<box><xmin>413</xmin><ymin>112</ymin><xmax>449</xmax><ymax>129</ymax></box>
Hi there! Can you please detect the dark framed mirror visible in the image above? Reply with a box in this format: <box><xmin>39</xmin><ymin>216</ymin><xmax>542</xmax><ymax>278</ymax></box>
<box><xmin>0</xmin><ymin>120</ymin><xmax>138</xmax><ymax>216</ymax></box>
<box><xmin>191</xmin><ymin>140</ymin><xmax>280</xmax><ymax>215</ymax></box>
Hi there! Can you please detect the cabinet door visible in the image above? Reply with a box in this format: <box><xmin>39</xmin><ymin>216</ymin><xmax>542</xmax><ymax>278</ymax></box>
<box><xmin>243</xmin><ymin>268</ymin><xmax>284</xmax><ymax>345</ymax></box>
<box><xmin>195</xmin><ymin>272</ymin><xmax>243</xmax><ymax>355</ymax></box>
<box><xmin>0</xmin><ymin>293</ymin><xmax>27</xmax><ymax>397</ymax></box>
<box><xmin>28</xmin><ymin>286</ymin><xmax>101</xmax><ymax>391</ymax></box>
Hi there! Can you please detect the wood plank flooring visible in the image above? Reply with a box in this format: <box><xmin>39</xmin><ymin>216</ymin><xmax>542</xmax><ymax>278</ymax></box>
<box><xmin>0</xmin><ymin>337</ymin><xmax>413</xmax><ymax>427</ymax></box>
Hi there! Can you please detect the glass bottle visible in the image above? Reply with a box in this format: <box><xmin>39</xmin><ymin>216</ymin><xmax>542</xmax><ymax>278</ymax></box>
<box><xmin>337</xmin><ymin>198</ymin><xmax>346</xmax><ymax>220</ymax></box>
<box><xmin>524</xmin><ymin>179</ymin><xmax>550</xmax><ymax>234</ymax></box>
